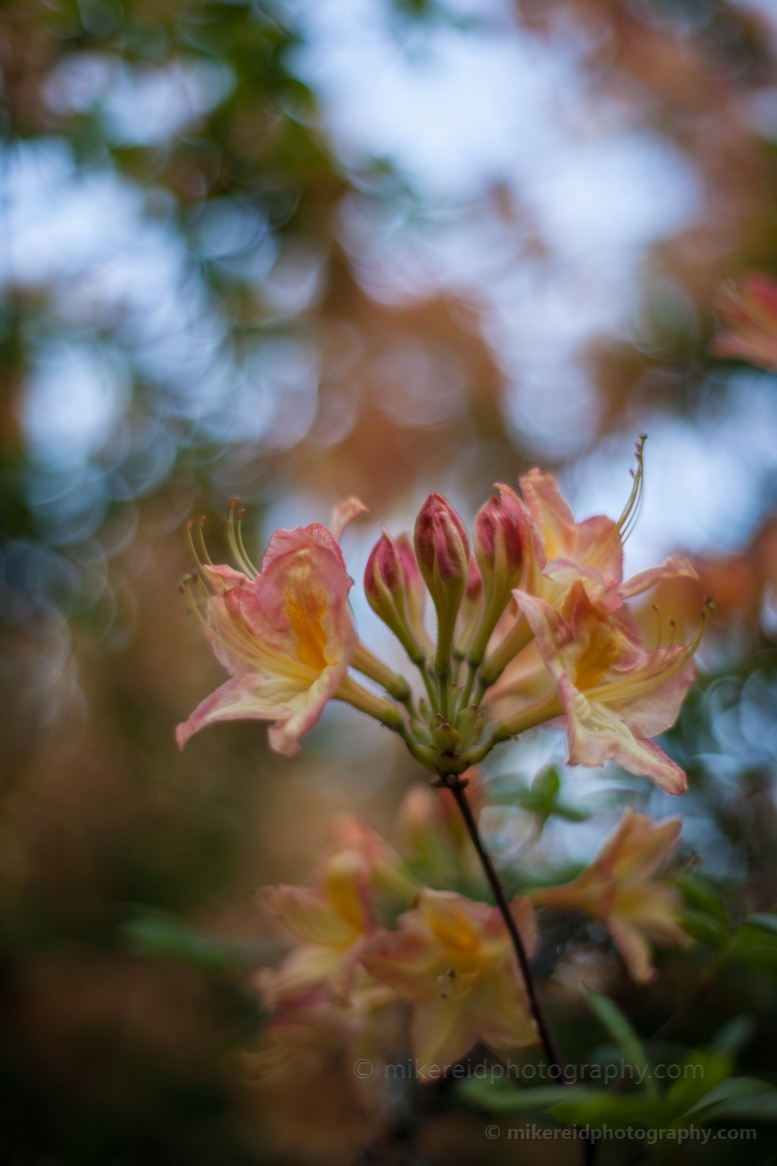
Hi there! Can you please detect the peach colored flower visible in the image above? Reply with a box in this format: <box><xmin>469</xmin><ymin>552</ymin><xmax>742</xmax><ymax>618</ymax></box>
<box><xmin>262</xmin><ymin>849</ymin><xmax>379</xmax><ymax>1004</ymax></box>
<box><xmin>489</xmin><ymin>582</ymin><xmax>706</xmax><ymax>794</ymax></box>
<box><xmin>479</xmin><ymin>451</ymin><xmax>696</xmax><ymax>686</ymax></box>
<box><xmin>177</xmin><ymin>499</ymin><xmax>400</xmax><ymax>757</ymax></box>
<box><xmin>518</xmin><ymin>450</ymin><xmax>696</xmax><ymax>612</ymax></box>
<box><xmin>249</xmin><ymin>983</ymin><xmax>398</xmax><ymax>1081</ymax></box>
<box><xmin>531</xmin><ymin>809</ymin><xmax>691</xmax><ymax>983</ymax></box>
<box><xmin>712</xmin><ymin>273</ymin><xmax>777</xmax><ymax>371</ymax></box>
<box><xmin>396</xmin><ymin>771</ymin><xmax>487</xmax><ymax>891</ymax></box>
<box><xmin>330</xmin><ymin>814</ymin><xmax>419</xmax><ymax>903</ymax></box>
<box><xmin>361</xmin><ymin>888</ymin><xmax>538</xmax><ymax>1076</ymax></box>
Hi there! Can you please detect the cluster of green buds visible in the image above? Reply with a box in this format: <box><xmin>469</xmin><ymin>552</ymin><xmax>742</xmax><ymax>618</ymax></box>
<box><xmin>365</xmin><ymin>489</ymin><xmax>530</xmax><ymax>776</ymax></box>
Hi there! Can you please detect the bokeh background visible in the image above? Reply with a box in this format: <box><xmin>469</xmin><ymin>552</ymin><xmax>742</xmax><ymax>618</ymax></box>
<box><xmin>3</xmin><ymin>0</ymin><xmax>777</xmax><ymax>1162</ymax></box>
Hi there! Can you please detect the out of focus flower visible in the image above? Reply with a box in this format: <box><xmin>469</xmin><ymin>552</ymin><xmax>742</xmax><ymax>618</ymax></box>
<box><xmin>178</xmin><ymin>500</ymin><xmax>403</xmax><ymax>757</ymax></box>
<box><xmin>262</xmin><ymin>849</ymin><xmax>379</xmax><ymax>1003</ymax></box>
<box><xmin>330</xmin><ymin>814</ymin><xmax>418</xmax><ymax>903</ymax></box>
<box><xmin>362</xmin><ymin>888</ymin><xmax>538</xmax><ymax>1075</ymax></box>
<box><xmin>396</xmin><ymin>770</ymin><xmax>486</xmax><ymax>891</ymax></box>
<box><xmin>250</xmin><ymin>983</ymin><xmax>398</xmax><ymax>1079</ymax></box>
<box><xmin>489</xmin><ymin>583</ymin><xmax>707</xmax><ymax>793</ymax></box>
<box><xmin>531</xmin><ymin>809</ymin><xmax>691</xmax><ymax>983</ymax></box>
<box><xmin>712</xmin><ymin>273</ymin><xmax>777</xmax><ymax>371</ymax></box>
<box><xmin>247</xmin><ymin>984</ymin><xmax>400</xmax><ymax>1161</ymax></box>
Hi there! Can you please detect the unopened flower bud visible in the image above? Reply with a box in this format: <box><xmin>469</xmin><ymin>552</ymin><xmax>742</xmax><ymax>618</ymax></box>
<box><xmin>396</xmin><ymin>533</ymin><xmax>431</xmax><ymax>652</ymax></box>
<box><xmin>364</xmin><ymin>529</ymin><xmax>425</xmax><ymax>663</ymax></box>
<box><xmin>414</xmin><ymin>493</ymin><xmax>470</xmax><ymax>675</ymax></box>
<box><xmin>455</xmin><ymin>559</ymin><xmax>483</xmax><ymax>658</ymax></box>
<box><xmin>454</xmin><ymin>703</ymin><xmax>484</xmax><ymax>747</ymax></box>
<box><xmin>430</xmin><ymin>714</ymin><xmax>461</xmax><ymax>755</ymax></box>
<box><xmin>469</xmin><ymin>486</ymin><xmax>527</xmax><ymax>665</ymax></box>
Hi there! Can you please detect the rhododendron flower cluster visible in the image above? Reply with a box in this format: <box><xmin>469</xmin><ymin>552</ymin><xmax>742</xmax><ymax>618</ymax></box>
<box><xmin>254</xmin><ymin>792</ymin><xmax>690</xmax><ymax>1080</ymax></box>
<box><xmin>177</xmin><ymin>441</ymin><xmax>708</xmax><ymax>1093</ymax></box>
<box><xmin>178</xmin><ymin>440</ymin><xmax>706</xmax><ymax>794</ymax></box>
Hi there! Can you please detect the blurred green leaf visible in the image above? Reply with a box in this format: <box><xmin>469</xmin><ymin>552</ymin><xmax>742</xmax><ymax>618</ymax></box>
<box><xmin>709</xmin><ymin>1015</ymin><xmax>755</xmax><ymax>1057</ymax></box>
<box><xmin>742</xmin><ymin>912</ymin><xmax>777</xmax><ymax>936</ymax></box>
<box><xmin>458</xmin><ymin>1079</ymin><xmax>599</xmax><ymax>1112</ymax></box>
<box><xmin>663</xmin><ymin>1051</ymin><xmax>733</xmax><ymax>1117</ymax></box>
<box><xmin>121</xmin><ymin>906</ymin><xmax>278</xmax><ymax>974</ymax></box>
<box><xmin>679</xmin><ymin>909</ymin><xmax>732</xmax><ymax>948</ymax></box>
<box><xmin>682</xmin><ymin>1076</ymin><xmax>774</xmax><ymax>1119</ymax></box>
<box><xmin>729</xmin><ymin>924</ymin><xmax>777</xmax><ymax>973</ymax></box>
<box><xmin>585</xmin><ymin>988</ymin><xmax>655</xmax><ymax>1096</ymax></box>
<box><xmin>547</xmin><ymin>1093</ymin><xmax>667</xmax><ymax>1128</ymax></box>
<box><xmin>495</xmin><ymin>766</ymin><xmax>590</xmax><ymax>824</ymax></box>
<box><xmin>680</xmin><ymin>878</ymin><xmax>730</xmax><ymax>927</ymax></box>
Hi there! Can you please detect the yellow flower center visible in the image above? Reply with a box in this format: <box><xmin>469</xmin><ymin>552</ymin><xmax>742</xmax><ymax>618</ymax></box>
<box><xmin>284</xmin><ymin>561</ymin><xmax>330</xmax><ymax>671</ymax></box>
<box><xmin>573</xmin><ymin>614</ymin><xmax>628</xmax><ymax>692</ymax></box>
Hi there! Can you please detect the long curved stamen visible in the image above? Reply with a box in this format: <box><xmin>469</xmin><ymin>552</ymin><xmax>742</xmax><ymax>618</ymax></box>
<box><xmin>197</xmin><ymin>516</ymin><xmax>214</xmax><ymax>567</ymax></box>
<box><xmin>585</xmin><ymin>436</ymin><xmax>646</xmax><ymax>574</ymax></box>
<box><xmin>226</xmin><ymin>499</ymin><xmax>257</xmax><ymax>578</ymax></box>
<box><xmin>617</xmin><ymin>435</ymin><xmax>646</xmax><ymax>543</ymax></box>
<box><xmin>236</xmin><ymin>507</ymin><xmax>259</xmax><ymax>579</ymax></box>
<box><xmin>587</xmin><ymin>601</ymin><xmax>712</xmax><ymax>708</ymax></box>
<box><xmin>186</xmin><ymin>521</ymin><xmax>205</xmax><ymax>573</ymax></box>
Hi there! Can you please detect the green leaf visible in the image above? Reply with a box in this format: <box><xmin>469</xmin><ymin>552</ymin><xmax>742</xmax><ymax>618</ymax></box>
<box><xmin>682</xmin><ymin>1077</ymin><xmax>772</xmax><ymax>1120</ymax></box>
<box><xmin>496</xmin><ymin>767</ymin><xmax>589</xmax><ymax>824</ymax></box>
<box><xmin>729</xmin><ymin>926</ymin><xmax>777</xmax><ymax>973</ymax></box>
<box><xmin>663</xmin><ymin>1051</ymin><xmax>732</xmax><ymax>1118</ymax></box>
<box><xmin>680</xmin><ymin>877</ymin><xmax>730</xmax><ymax>927</ymax></box>
<box><xmin>584</xmin><ymin>988</ymin><xmax>655</xmax><ymax>1096</ymax></box>
<box><xmin>741</xmin><ymin>912</ymin><xmax>777</xmax><ymax>937</ymax></box>
<box><xmin>458</xmin><ymin>1078</ymin><xmax>599</xmax><ymax>1112</ymax></box>
<box><xmin>679</xmin><ymin>908</ymin><xmax>731</xmax><ymax>948</ymax></box>
<box><xmin>122</xmin><ymin>907</ymin><xmax>245</xmax><ymax>973</ymax></box>
<box><xmin>709</xmin><ymin>1015</ymin><xmax>754</xmax><ymax>1057</ymax></box>
<box><xmin>531</xmin><ymin>766</ymin><xmax>560</xmax><ymax>805</ymax></box>
<box><xmin>552</xmin><ymin>803</ymin><xmax>591</xmax><ymax>824</ymax></box>
<box><xmin>547</xmin><ymin>1093</ymin><xmax>667</xmax><ymax>1129</ymax></box>
<box><xmin>705</xmin><ymin>1091</ymin><xmax>777</xmax><ymax>1122</ymax></box>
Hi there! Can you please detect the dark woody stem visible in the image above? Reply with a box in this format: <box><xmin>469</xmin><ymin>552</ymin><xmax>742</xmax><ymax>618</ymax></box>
<box><xmin>442</xmin><ymin>777</ymin><xmax>565</xmax><ymax>1076</ymax></box>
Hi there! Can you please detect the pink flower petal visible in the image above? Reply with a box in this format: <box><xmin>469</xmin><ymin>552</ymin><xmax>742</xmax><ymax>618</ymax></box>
<box><xmin>331</xmin><ymin>497</ymin><xmax>369</xmax><ymax>541</ymax></box>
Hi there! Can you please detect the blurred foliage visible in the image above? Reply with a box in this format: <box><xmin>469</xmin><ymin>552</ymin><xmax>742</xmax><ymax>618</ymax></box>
<box><xmin>2</xmin><ymin>0</ymin><xmax>777</xmax><ymax>1162</ymax></box>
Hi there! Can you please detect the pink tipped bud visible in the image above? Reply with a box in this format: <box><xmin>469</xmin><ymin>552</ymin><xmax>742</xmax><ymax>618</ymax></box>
<box><xmin>466</xmin><ymin>557</ymin><xmax>483</xmax><ymax>599</ymax></box>
<box><xmin>365</xmin><ymin>530</ymin><xmax>403</xmax><ymax>605</ymax></box>
<box><xmin>414</xmin><ymin>493</ymin><xmax>470</xmax><ymax>675</ymax></box>
<box><xmin>414</xmin><ymin>493</ymin><xmax>470</xmax><ymax>583</ymax></box>
<box><xmin>455</xmin><ymin>558</ymin><xmax>483</xmax><ymax>656</ymax></box>
<box><xmin>397</xmin><ymin>531</ymin><xmax>422</xmax><ymax>593</ymax></box>
<box><xmin>468</xmin><ymin>486</ymin><xmax>528</xmax><ymax>665</ymax></box>
<box><xmin>396</xmin><ymin>533</ymin><xmax>430</xmax><ymax>650</ymax></box>
<box><xmin>364</xmin><ymin>528</ymin><xmax>426</xmax><ymax>663</ymax></box>
<box><xmin>474</xmin><ymin>494</ymin><xmax>523</xmax><ymax>581</ymax></box>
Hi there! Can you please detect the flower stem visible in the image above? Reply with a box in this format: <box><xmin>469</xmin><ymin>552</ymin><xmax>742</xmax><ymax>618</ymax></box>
<box><xmin>458</xmin><ymin>661</ymin><xmax>478</xmax><ymax>713</ymax></box>
<box><xmin>417</xmin><ymin>659</ymin><xmax>439</xmax><ymax>713</ymax></box>
<box><xmin>445</xmin><ymin>778</ymin><xmax>565</xmax><ymax>1075</ymax></box>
